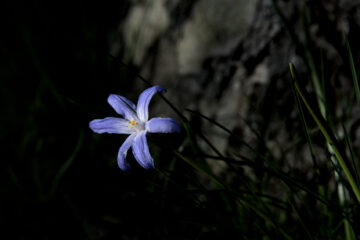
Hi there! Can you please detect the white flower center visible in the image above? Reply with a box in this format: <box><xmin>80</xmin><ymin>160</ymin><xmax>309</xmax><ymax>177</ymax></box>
<box><xmin>128</xmin><ymin>119</ymin><xmax>145</xmax><ymax>132</ymax></box>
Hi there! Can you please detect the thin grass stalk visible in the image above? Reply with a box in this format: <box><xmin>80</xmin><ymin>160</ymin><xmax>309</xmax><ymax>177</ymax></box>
<box><xmin>302</xmin><ymin>6</ymin><xmax>355</xmax><ymax>238</ymax></box>
<box><xmin>290</xmin><ymin>63</ymin><xmax>360</xmax><ymax>204</ymax></box>
<box><xmin>346</xmin><ymin>38</ymin><xmax>360</xmax><ymax>106</ymax></box>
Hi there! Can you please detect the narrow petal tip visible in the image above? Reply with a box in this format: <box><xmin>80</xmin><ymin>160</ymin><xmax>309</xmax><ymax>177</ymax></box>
<box><xmin>142</xmin><ymin>162</ymin><xmax>155</xmax><ymax>169</ymax></box>
<box><xmin>89</xmin><ymin>119</ymin><xmax>102</xmax><ymax>133</ymax></box>
<box><xmin>118</xmin><ymin>163</ymin><xmax>131</xmax><ymax>171</ymax></box>
<box><xmin>154</xmin><ymin>85</ymin><xmax>166</xmax><ymax>93</ymax></box>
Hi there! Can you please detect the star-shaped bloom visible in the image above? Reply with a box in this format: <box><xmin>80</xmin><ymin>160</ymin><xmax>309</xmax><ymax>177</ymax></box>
<box><xmin>89</xmin><ymin>86</ymin><xmax>181</xmax><ymax>171</ymax></box>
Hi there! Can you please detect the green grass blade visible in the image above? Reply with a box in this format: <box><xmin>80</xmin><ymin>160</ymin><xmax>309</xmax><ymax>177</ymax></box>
<box><xmin>342</xmin><ymin>123</ymin><xmax>360</xmax><ymax>185</ymax></box>
<box><xmin>346</xmin><ymin>38</ymin><xmax>360</xmax><ymax>107</ymax></box>
<box><xmin>290</xmin><ymin>63</ymin><xmax>360</xmax><ymax>204</ymax></box>
<box><xmin>288</xmin><ymin>65</ymin><xmax>318</xmax><ymax>169</ymax></box>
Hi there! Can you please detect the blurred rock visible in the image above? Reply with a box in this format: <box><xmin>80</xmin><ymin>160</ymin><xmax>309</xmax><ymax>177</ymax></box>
<box><xmin>122</xmin><ymin>0</ymin><xmax>170</xmax><ymax>64</ymax></box>
<box><xmin>112</xmin><ymin>0</ymin><xmax>360</xmax><ymax>178</ymax></box>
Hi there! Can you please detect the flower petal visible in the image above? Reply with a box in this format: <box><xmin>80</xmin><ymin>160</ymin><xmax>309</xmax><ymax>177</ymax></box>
<box><xmin>146</xmin><ymin>118</ymin><xmax>181</xmax><ymax>133</ymax></box>
<box><xmin>107</xmin><ymin>94</ymin><xmax>138</xmax><ymax>121</ymax></box>
<box><xmin>117</xmin><ymin>133</ymin><xmax>136</xmax><ymax>171</ymax></box>
<box><xmin>136</xmin><ymin>85</ymin><xmax>166</xmax><ymax>122</ymax></box>
<box><xmin>89</xmin><ymin>117</ymin><xmax>136</xmax><ymax>134</ymax></box>
<box><xmin>132</xmin><ymin>131</ymin><xmax>154</xmax><ymax>169</ymax></box>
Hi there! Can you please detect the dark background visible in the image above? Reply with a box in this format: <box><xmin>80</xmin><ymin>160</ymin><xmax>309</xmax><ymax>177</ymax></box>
<box><xmin>2</xmin><ymin>0</ymin><xmax>360</xmax><ymax>239</ymax></box>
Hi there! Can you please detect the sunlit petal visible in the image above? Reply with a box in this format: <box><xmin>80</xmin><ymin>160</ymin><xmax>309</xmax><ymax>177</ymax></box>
<box><xmin>146</xmin><ymin>117</ymin><xmax>181</xmax><ymax>133</ymax></box>
<box><xmin>132</xmin><ymin>131</ymin><xmax>154</xmax><ymax>169</ymax></box>
<box><xmin>136</xmin><ymin>86</ymin><xmax>166</xmax><ymax>122</ymax></box>
<box><xmin>108</xmin><ymin>94</ymin><xmax>138</xmax><ymax>121</ymax></box>
<box><xmin>117</xmin><ymin>133</ymin><xmax>137</xmax><ymax>171</ymax></box>
<box><xmin>89</xmin><ymin>117</ymin><xmax>135</xmax><ymax>134</ymax></box>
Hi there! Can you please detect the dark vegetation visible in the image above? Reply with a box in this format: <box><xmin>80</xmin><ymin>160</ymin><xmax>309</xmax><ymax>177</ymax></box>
<box><xmin>2</xmin><ymin>0</ymin><xmax>360</xmax><ymax>239</ymax></box>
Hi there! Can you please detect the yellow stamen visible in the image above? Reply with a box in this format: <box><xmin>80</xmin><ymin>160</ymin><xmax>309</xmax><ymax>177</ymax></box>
<box><xmin>128</xmin><ymin>119</ymin><xmax>137</xmax><ymax>128</ymax></box>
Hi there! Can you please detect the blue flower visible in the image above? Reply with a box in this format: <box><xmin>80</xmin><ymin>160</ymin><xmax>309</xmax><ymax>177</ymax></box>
<box><xmin>89</xmin><ymin>85</ymin><xmax>181</xmax><ymax>171</ymax></box>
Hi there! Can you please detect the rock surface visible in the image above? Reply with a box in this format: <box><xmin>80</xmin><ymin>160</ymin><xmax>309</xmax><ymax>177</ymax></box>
<box><xmin>112</xmin><ymin>0</ymin><xmax>360</xmax><ymax>177</ymax></box>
